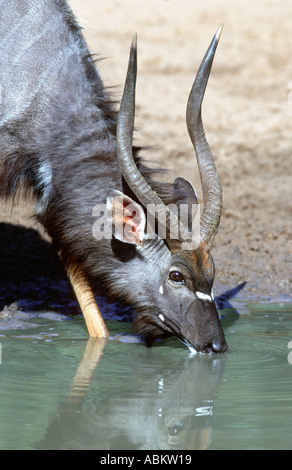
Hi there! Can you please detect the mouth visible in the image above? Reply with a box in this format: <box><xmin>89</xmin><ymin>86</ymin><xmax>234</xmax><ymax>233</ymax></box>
<box><xmin>156</xmin><ymin>315</ymin><xmax>199</xmax><ymax>354</ymax></box>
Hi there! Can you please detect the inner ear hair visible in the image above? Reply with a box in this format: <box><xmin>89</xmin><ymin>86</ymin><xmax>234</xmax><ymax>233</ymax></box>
<box><xmin>107</xmin><ymin>190</ymin><xmax>146</xmax><ymax>245</ymax></box>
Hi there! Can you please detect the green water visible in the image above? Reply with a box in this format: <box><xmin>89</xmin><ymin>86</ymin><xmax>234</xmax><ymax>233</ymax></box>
<box><xmin>0</xmin><ymin>301</ymin><xmax>291</xmax><ymax>450</ymax></box>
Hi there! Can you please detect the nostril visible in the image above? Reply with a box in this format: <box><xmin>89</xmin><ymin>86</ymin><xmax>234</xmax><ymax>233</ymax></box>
<box><xmin>201</xmin><ymin>339</ymin><xmax>228</xmax><ymax>353</ymax></box>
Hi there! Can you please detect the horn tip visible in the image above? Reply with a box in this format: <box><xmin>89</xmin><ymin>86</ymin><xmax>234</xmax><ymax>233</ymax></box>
<box><xmin>215</xmin><ymin>24</ymin><xmax>224</xmax><ymax>41</ymax></box>
<box><xmin>132</xmin><ymin>33</ymin><xmax>138</xmax><ymax>49</ymax></box>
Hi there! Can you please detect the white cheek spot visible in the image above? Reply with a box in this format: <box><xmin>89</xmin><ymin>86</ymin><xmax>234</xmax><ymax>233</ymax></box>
<box><xmin>158</xmin><ymin>314</ymin><xmax>165</xmax><ymax>323</ymax></box>
<box><xmin>159</xmin><ymin>285</ymin><xmax>164</xmax><ymax>295</ymax></box>
<box><xmin>196</xmin><ymin>291</ymin><xmax>212</xmax><ymax>302</ymax></box>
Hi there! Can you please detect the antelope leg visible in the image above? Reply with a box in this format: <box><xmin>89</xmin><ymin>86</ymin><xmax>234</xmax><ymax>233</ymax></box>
<box><xmin>67</xmin><ymin>264</ymin><xmax>109</xmax><ymax>338</ymax></box>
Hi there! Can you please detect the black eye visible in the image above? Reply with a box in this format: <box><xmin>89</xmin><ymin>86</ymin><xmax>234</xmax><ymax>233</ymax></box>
<box><xmin>169</xmin><ymin>271</ymin><xmax>185</xmax><ymax>284</ymax></box>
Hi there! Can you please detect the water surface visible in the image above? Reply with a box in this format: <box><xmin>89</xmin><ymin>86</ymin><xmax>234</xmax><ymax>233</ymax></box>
<box><xmin>0</xmin><ymin>300</ymin><xmax>291</xmax><ymax>450</ymax></box>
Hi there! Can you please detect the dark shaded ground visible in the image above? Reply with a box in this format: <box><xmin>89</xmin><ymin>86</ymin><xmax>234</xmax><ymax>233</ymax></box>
<box><xmin>0</xmin><ymin>207</ymin><xmax>136</xmax><ymax>328</ymax></box>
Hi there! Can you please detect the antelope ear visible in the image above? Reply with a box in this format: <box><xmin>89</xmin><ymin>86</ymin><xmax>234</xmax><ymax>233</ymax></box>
<box><xmin>106</xmin><ymin>190</ymin><xmax>146</xmax><ymax>245</ymax></box>
<box><xmin>172</xmin><ymin>177</ymin><xmax>198</xmax><ymax>205</ymax></box>
<box><xmin>170</xmin><ymin>177</ymin><xmax>199</xmax><ymax>232</ymax></box>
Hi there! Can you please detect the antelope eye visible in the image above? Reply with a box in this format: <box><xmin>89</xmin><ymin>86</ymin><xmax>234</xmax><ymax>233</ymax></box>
<box><xmin>169</xmin><ymin>271</ymin><xmax>185</xmax><ymax>284</ymax></box>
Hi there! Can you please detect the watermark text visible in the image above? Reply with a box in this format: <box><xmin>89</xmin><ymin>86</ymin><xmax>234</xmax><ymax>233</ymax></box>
<box><xmin>92</xmin><ymin>198</ymin><xmax>201</xmax><ymax>250</ymax></box>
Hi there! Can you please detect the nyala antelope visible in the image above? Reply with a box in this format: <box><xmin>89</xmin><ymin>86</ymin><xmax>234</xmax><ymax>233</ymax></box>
<box><xmin>0</xmin><ymin>0</ymin><xmax>227</xmax><ymax>353</ymax></box>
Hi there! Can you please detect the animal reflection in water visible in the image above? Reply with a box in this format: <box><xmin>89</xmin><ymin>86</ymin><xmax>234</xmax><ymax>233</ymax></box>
<box><xmin>37</xmin><ymin>338</ymin><xmax>225</xmax><ymax>450</ymax></box>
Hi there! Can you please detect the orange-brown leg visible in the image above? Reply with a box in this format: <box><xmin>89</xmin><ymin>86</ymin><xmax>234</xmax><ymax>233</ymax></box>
<box><xmin>67</xmin><ymin>264</ymin><xmax>109</xmax><ymax>338</ymax></box>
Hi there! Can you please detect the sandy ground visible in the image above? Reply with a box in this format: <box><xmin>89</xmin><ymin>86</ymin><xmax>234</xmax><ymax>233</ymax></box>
<box><xmin>1</xmin><ymin>0</ymin><xmax>292</xmax><ymax>310</ymax></box>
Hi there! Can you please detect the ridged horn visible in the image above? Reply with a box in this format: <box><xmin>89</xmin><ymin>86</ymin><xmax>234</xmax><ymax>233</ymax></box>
<box><xmin>186</xmin><ymin>25</ymin><xmax>223</xmax><ymax>248</ymax></box>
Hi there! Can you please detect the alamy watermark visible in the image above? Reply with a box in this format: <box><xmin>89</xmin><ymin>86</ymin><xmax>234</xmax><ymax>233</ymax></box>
<box><xmin>92</xmin><ymin>196</ymin><xmax>201</xmax><ymax>250</ymax></box>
